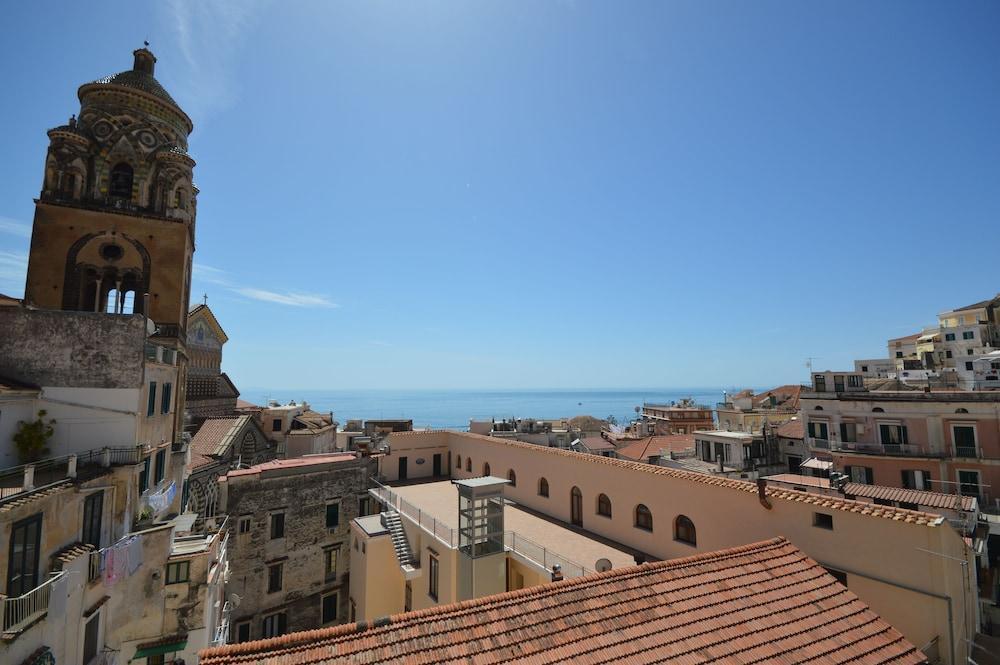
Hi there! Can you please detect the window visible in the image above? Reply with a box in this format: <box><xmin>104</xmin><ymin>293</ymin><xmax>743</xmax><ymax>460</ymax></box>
<box><xmin>83</xmin><ymin>611</ymin><xmax>100</xmax><ymax>664</ymax></box>
<box><xmin>634</xmin><ymin>504</ymin><xmax>653</xmax><ymax>531</ymax></box>
<box><xmin>946</xmin><ymin>350</ymin><xmax>953</xmax><ymax>359</ymax></box>
<box><xmin>872</xmin><ymin>407</ymin><xmax>884</xmax><ymax>413</ymax></box>
<box><xmin>272</xmin><ymin>418</ymin><xmax>282</xmax><ymax>432</ymax></box>
<box><xmin>953</xmin><ymin>424</ymin><xmax>977</xmax><ymax>456</ymax></box>
<box><xmin>483</xmin><ymin>462</ymin><xmax>491</xmax><ymax>476</ymax></box>
<box><xmin>844</xmin><ymin>465</ymin><xmax>874</xmax><ymax>484</ymax></box>
<box><xmin>465</xmin><ymin>458</ymin><xmax>471</xmax><ymax>472</ymax></box>
<box><xmin>807</xmin><ymin>421</ymin><xmax>828</xmax><ymax>440</ymax></box>
<box><xmin>895</xmin><ymin>351</ymin><xmax>903</xmax><ymax>358</ymax></box>
<box><xmin>963</xmin><ymin>331</ymin><xmax>974</xmax><ymax>340</ymax></box>
<box><xmin>596</xmin><ymin>493</ymin><xmax>612</xmax><ymax>518</ymax></box>
<box><xmin>674</xmin><ymin>515</ymin><xmax>696</xmax><ymax>545</ymax></box>
<box><xmin>109</xmin><ymin>162</ymin><xmax>134</xmax><ymax>199</ymax></box>
<box><xmin>270</xmin><ymin>512</ymin><xmax>285</xmax><ymax>539</ymax></box>
<box><xmin>7</xmin><ymin>514</ymin><xmax>42</xmax><ymax>596</ymax></box>
<box><xmin>324</xmin><ymin>547</ymin><xmax>339</xmax><ymax>578</ymax></box>
<box><xmin>350</xmin><ymin>598</ymin><xmax>356</xmax><ymax>623</ymax></box>
<box><xmin>839</xmin><ymin>422</ymin><xmax>857</xmax><ymax>443</ymax></box>
<box><xmin>902</xmin><ymin>470</ymin><xmax>932</xmax><ymax>491</ymax></box>
<box><xmin>456</xmin><ymin>455</ymin><xmax>462</xmax><ymax>470</ymax></box>
<box><xmin>834</xmin><ymin>376</ymin><xmax>845</xmax><ymax>392</ymax></box>
<box><xmin>848</xmin><ymin>375</ymin><xmax>863</xmax><ymax>388</ymax></box>
<box><xmin>262</xmin><ymin>612</ymin><xmax>287</xmax><ymax>639</ymax></box>
<box><xmin>428</xmin><ymin>553</ymin><xmax>439</xmax><ymax>601</ymax></box>
<box><xmin>166</xmin><ymin>560</ymin><xmax>190</xmax><ymax>584</ymax></box>
<box><xmin>813</xmin><ymin>512</ymin><xmax>833</xmax><ymax>530</ymax></box>
<box><xmin>82</xmin><ymin>490</ymin><xmax>103</xmax><ymax>548</ymax></box>
<box><xmin>139</xmin><ymin>457</ymin><xmax>150</xmax><ymax>493</ymax></box>
<box><xmin>404</xmin><ymin>581</ymin><xmax>412</xmax><ymax>612</ymax></box>
<box><xmin>358</xmin><ymin>496</ymin><xmax>372</xmax><ymax>517</ymax></box>
<box><xmin>968</xmin><ymin>349</ymin><xmax>974</xmax><ymax>355</ymax></box>
<box><xmin>965</xmin><ymin>361</ymin><xmax>974</xmax><ymax>371</ymax></box>
<box><xmin>147</xmin><ymin>381</ymin><xmax>157</xmax><ymax>417</ymax></box>
<box><xmin>814</xmin><ymin>376</ymin><xmax>826</xmax><ymax>392</ymax></box>
<box><xmin>507</xmin><ymin>470</ymin><xmax>516</xmax><ymax>487</ymax></box>
<box><xmin>267</xmin><ymin>563</ymin><xmax>283</xmax><ymax>593</ymax></box>
<box><xmin>161</xmin><ymin>382</ymin><xmax>172</xmax><ymax>414</ymax></box>
<box><xmin>236</xmin><ymin>621</ymin><xmax>251</xmax><ymax>643</ymax></box>
<box><xmin>154</xmin><ymin>449</ymin><xmax>166</xmax><ymax>484</ymax></box>
<box><xmin>326</xmin><ymin>502</ymin><xmax>341</xmax><ymax>529</ymax></box>
<box><xmin>958</xmin><ymin>470</ymin><xmax>981</xmax><ymax>498</ymax></box>
<box><xmin>945</xmin><ymin>333</ymin><xmax>956</xmax><ymax>341</ymax></box>
<box><xmin>878</xmin><ymin>423</ymin><xmax>908</xmax><ymax>447</ymax></box>
<box><xmin>538</xmin><ymin>477</ymin><xmax>549</xmax><ymax>497</ymax></box>
<box><xmin>322</xmin><ymin>592</ymin><xmax>338</xmax><ymax>624</ymax></box>
<box><xmin>238</xmin><ymin>515</ymin><xmax>252</xmax><ymax>534</ymax></box>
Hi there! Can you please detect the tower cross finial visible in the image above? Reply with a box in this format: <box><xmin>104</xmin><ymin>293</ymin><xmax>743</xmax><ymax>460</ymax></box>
<box><xmin>203</xmin><ymin>293</ymin><xmax>208</xmax><ymax>306</ymax></box>
<box><xmin>144</xmin><ymin>40</ymin><xmax>150</xmax><ymax>48</ymax></box>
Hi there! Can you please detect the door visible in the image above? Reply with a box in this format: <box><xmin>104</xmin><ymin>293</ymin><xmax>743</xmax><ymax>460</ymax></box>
<box><xmin>570</xmin><ymin>487</ymin><xmax>583</xmax><ymax>527</ymax></box>
<box><xmin>398</xmin><ymin>456</ymin><xmax>408</xmax><ymax>481</ymax></box>
<box><xmin>7</xmin><ymin>514</ymin><xmax>42</xmax><ymax>596</ymax></box>
<box><xmin>787</xmin><ymin>455</ymin><xmax>802</xmax><ymax>474</ymax></box>
<box><xmin>433</xmin><ymin>453</ymin><xmax>442</xmax><ymax>477</ymax></box>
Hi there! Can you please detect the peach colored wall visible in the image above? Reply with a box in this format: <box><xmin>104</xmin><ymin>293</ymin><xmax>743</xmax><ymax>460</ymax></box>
<box><xmin>383</xmin><ymin>430</ymin><xmax>975</xmax><ymax>665</ymax></box>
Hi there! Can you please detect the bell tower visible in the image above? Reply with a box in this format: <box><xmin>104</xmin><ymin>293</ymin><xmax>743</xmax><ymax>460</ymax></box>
<box><xmin>23</xmin><ymin>46</ymin><xmax>197</xmax><ymax>345</ymax></box>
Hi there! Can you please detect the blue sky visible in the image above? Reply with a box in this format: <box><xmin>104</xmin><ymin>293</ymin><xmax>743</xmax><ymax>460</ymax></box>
<box><xmin>0</xmin><ymin>1</ymin><xmax>998</xmax><ymax>390</ymax></box>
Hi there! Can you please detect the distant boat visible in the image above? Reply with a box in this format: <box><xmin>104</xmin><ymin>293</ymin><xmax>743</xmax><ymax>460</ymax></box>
<box><xmin>578</xmin><ymin>402</ymin><xmax>583</xmax><ymax>405</ymax></box>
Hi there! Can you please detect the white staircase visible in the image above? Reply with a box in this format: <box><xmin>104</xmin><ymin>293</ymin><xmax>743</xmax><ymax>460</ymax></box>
<box><xmin>382</xmin><ymin>512</ymin><xmax>419</xmax><ymax>577</ymax></box>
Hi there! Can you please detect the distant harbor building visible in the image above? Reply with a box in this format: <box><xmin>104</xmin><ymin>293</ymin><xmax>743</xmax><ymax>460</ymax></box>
<box><xmin>638</xmin><ymin>399</ymin><xmax>714</xmax><ymax>435</ymax></box>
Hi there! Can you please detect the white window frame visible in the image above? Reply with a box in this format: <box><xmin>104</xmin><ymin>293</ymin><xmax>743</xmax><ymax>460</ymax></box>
<box><xmin>951</xmin><ymin>422</ymin><xmax>978</xmax><ymax>456</ymax></box>
<box><xmin>237</xmin><ymin>515</ymin><xmax>252</xmax><ymax>534</ymax></box>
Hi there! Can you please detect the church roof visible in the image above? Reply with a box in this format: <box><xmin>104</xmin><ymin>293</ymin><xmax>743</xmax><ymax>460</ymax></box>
<box><xmin>84</xmin><ymin>68</ymin><xmax>179</xmax><ymax>108</ymax></box>
<box><xmin>188</xmin><ymin>303</ymin><xmax>230</xmax><ymax>344</ymax></box>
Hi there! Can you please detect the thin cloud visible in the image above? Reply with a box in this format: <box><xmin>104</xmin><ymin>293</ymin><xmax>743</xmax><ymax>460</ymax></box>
<box><xmin>160</xmin><ymin>0</ymin><xmax>271</xmax><ymax>121</ymax></box>
<box><xmin>0</xmin><ymin>250</ymin><xmax>27</xmax><ymax>294</ymax></box>
<box><xmin>234</xmin><ymin>288</ymin><xmax>338</xmax><ymax>308</ymax></box>
<box><xmin>193</xmin><ymin>263</ymin><xmax>336</xmax><ymax>308</ymax></box>
<box><xmin>0</xmin><ymin>217</ymin><xmax>31</xmax><ymax>238</ymax></box>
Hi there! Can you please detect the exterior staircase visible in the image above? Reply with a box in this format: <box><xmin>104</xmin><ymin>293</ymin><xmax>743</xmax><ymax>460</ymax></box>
<box><xmin>382</xmin><ymin>512</ymin><xmax>419</xmax><ymax>578</ymax></box>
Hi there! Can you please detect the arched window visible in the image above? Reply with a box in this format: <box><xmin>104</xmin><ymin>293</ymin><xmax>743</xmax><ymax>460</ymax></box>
<box><xmin>956</xmin><ymin>408</ymin><xmax>969</xmax><ymax>414</ymax></box>
<box><xmin>570</xmin><ymin>486</ymin><xmax>583</xmax><ymax>526</ymax></box>
<box><xmin>483</xmin><ymin>462</ymin><xmax>491</xmax><ymax>476</ymax></box>
<box><xmin>465</xmin><ymin>458</ymin><xmax>471</xmax><ymax>472</ymax></box>
<box><xmin>121</xmin><ymin>290</ymin><xmax>135</xmax><ymax>314</ymax></box>
<box><xmin>507</xmin><ymin>470</ymin><xmax>516</xmax><ymax>487</ymax></box>
<box><xmin>872</xmin><ymin>407</ymin><xmax>884</xmax><ymax>413</ymax></box>
<box><xmin>105</xmin><ymin>288</ymin><xmax>119</xmax><ymax>314</ymax></box>
<box><xmin>634</xmin><ymin>504</ymin><xmax>653</xmax><ymax>531</ymax></box>
<box><xmin>456</xmin><ymin>455</ymin><xmax>462</xmax><ymax>470</ymax></box>
<box><xmin>109</xmin><ymin>162</ymin><xmax>134</xmax><ymax>199</ymax></box>
<box><xmin>597</xmin><ymin>493</ymin><xmax>612</xmax><ymax>518</ymax></box>
<box><xmin>813</xmin><ymin>406</ymin><xmax>824</xmax><ymax>411</ymax></box>
<box><xmin>538</xmin><ymin>477</ymin><xmax>549</xmax><ymax>497</ymax></box>
<box><xmin>675</xmin><ymin>514</ymin><xmax>696</xmax><ymax>545</ymax></box>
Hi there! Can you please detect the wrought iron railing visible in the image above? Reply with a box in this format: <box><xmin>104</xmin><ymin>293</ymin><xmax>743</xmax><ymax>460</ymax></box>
<box><xmin>1</xmin><ymin>571</ymin><xmax>65</xmax><ymax>633</ymax></box>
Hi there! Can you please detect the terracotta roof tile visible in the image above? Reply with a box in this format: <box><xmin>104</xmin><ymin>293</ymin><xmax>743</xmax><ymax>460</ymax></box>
<box><xmin>843</xmin><ymin>483</ymin><xmax>977</xmax><ymax>511</ymax></box>
<box><xmin>617</xmin><ymin>434</ymin><xmax>695</xmax><ymax>462</ymax></box>
<box><xmin>187</xmin><ymin>416</ymin><xmax>245</xmax><ymax>471</ymax></box>
<box><xmin>775</xmin><ymin>419</ymin><xmax>804</xmax><ymax>439</ymax></box>
<box><xmin>198</xmin><ymin>538</ymin><xmax>926</xmax><ymax>665</ymax></box>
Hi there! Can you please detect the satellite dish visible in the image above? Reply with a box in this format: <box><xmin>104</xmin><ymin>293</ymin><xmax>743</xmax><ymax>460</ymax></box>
<box><xmin>230</xmin><ymin>593</ymin><xmax>242</xmax><ymax>608</ymax></box>
<box><xmin>595</xmin><ymin>558</ymin><xmax>612</xmax><ymax>573</ymax></box>
<box><xmin>146</xmin><ymin>318</ymin><xmax>157</xmax><ymax>335</ymax></box>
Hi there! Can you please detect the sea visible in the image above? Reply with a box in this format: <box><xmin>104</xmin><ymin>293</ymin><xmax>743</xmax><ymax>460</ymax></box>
<box><xmin>239</xmin><ymin>388</ymin><xmax>737</xmax><ymax>430</ymax></box>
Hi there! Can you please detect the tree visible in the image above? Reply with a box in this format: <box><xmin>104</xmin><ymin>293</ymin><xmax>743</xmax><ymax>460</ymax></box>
<box><xmin>14</xmin><ymin>410</ymin><xmax>56</xmax><ymax>463</ymax></box>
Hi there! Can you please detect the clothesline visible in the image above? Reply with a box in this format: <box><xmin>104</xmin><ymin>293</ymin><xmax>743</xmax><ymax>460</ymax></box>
<box><xmin>94</xmin><ymin>533</ymin><xmax>143</xmax><ymax>586</ymax></box>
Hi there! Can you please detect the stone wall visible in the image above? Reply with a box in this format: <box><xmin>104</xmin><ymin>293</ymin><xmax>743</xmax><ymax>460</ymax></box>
<box><xmin>0</xmin><ymin>307</ymin><xmax>146</xmax><ymax>388</ymax></box>
<box><xmin>222</xmin><ymin>456</ymin><xmax>374</xmax><ymax>640</ymax></box>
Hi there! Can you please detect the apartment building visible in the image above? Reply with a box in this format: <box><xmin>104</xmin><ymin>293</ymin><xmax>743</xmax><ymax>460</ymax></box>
<box><xmin>639</xmin><ymin>399</ymin><xmax>714</xmax><ymax>435</ymax></box>
<box><xmin>353</xmin><ymin>430</ymin><xmax>975</xmax><ymax>664</ymax></box>
<box><xmin>801</xmin><ymin>371</ymin><xmax>1000</xmax><ymax>513</ymax></box>
<box><xmin>716</xmin><ymin>385</ymin><xmax>800</xmax><ymax>434</ymax></box>
<box><xmin>855</xmin><ymin>358</ymin><xmax>896</xmax><ymax>382</ymax></box>
<box><xmin>217</xmin><ymin>454</ymin><xmax>373</xmax><ymax>643</ymax></box>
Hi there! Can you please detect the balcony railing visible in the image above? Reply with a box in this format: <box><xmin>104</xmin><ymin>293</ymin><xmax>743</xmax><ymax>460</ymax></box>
<box><xmin>1</xmin><ymin>446</ymin><xmax>145</xmax><ymax>505</ymax></box>
<box><xmin>833</xmin><ymin>442</ymin><xmax>946</xmax><ymax>458</ymax></box>
<box><xmin>955</xmin><ymin>446</ymin><xmax>978</xmax><ymax>458</ymax></box>
<box><xmin>211</xmin><ymin>601</ymin><xmax>232</xmax><ymax>647</ymax></box>
<box><xmin>808</xmin><ymin>437</ymin><xmax>831</xmax><ymax>450</ymax></box>
<box><xmin>1</xmin><ymin>571</ymin><xmax>65</xmax><ymax>634</ymax></box>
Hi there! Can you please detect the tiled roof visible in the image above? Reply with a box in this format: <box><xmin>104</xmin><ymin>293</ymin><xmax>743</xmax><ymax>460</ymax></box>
<box><xmin>83</xmin><ymin>69</ymin><xmax>180</xmax><ymax>108</ymax></box>
<box><xmin>775</xmin><ymin>418</ymin><xmax>804</xmax><ymax>439</ymax></box>
<box><xmin>199</xmin><ymin>537</ymin><xmax>926</xmax><ymax>665</ymax></box>
<box><xmin>188</xmin><ymin>416</ymin><xmax>247</xmax><ymax>470</ymax></box>
<box><xmin>392</xmin><ymin>431</ymin><xmax>946</xmax><ymax>526</ymax></box>
<box><xmin>753</xmin><ymin>384</ymin><xmax>802</xmax><ymax>409</ymax></box>
<box><xmin>51</xmin><ymin>541</ymin><xmax>94</xmax><ymax>568</ymax></box>
<box><xmin>226</xmin><ymin>454</ymin><xmax>356</xmax><ymax>479</ymax></box>
<box><xmin>843</xmin><ymin>483</ymin><xmax>977</xmax><ymax>512</ymax></box>
<box><xmin>950</xmin><ymin>294</ymin><xmax>1000</xmax><ymax>312</ymax></box>
<box><xmin>579</xmin><ymin>436</ymin><xmax>616</xmax><ymax>452</ymax></box>
<box><xmin>0</xmin><ymin>479</ymin><xmax>74</xmax><ymax>512</ymax></box>
<box><xmin>0</xmin><ymin>292</ymin><xmax>23</xmax><ymax>306</ymax></box>
<box><xmin>617</xmin><ymin>434</ymin><xmax>695</xmax><ymax>462</ymax></box>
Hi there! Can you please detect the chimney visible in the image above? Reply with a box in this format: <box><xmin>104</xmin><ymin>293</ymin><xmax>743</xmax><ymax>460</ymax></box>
<box><xmin>133</xmin><ymin>47</ymin><xmax>156</xmax><ymax>75</ymax></box>
<box><xmin>757</xmin><ymin>478</ymin><xmax>773</xmax><ymax>510</ymax></box>
<box><xmin>550</xmin><ymin>564</ymin><xmax>563</xmax><ymax>582</ymax></box>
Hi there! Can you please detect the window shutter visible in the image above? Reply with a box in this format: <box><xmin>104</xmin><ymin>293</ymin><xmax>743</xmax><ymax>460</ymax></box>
<box><xmin>865</xmin><ymin>468</ymin><xmax>874</xmax><ymax>485</ymax></box>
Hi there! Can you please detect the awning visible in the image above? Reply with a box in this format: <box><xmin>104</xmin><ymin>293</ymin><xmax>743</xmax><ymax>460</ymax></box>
<box><xmin>132</xmin><ymin>640</ymin><xmax>187</xmax><ymax>660</ymax></box>
<box><xmin>800</xmin><ymin>458</ymin><xmax>833</xmax><ymax>471</ymax></box>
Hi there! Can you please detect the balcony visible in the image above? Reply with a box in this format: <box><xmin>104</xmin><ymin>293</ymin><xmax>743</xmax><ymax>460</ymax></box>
<box><xmin>955</xmin><ymin>446</ymin><xmax>978</xmax><ymax>459</ymax></box>
<box><xmin>807</xmin><ymin>437</ymin><xmax>830</xmax><ymax>450</ymax></box>
<box><xmin>833</xmin><ymin>442</ymin><xmax>946</xmax><ymax>458</ymax></box>
<box><xmin>1</xmin><ymin>571</ymin><xmax>66</xmax><ymax>636</ymax></box>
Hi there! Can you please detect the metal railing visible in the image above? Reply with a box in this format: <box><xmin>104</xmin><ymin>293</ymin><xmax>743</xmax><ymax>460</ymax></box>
<box><xmin>1</xmin><ymin>571</ymin><xmax>65</xmax><ymax>633</ymax></box>
<box><xmin>211</xmin><ymin>601</ymin><xmax>232</xmax><ymax>647</ymax></box>
<box><xmin>833</xmin><ymin>441</ymin><xmax>946</xmax><ymax>458</ymax></box>
<box><xmin>370</xmin><ymin>483</ymin><xmax>593</xmax><ymax>579</ymax></box>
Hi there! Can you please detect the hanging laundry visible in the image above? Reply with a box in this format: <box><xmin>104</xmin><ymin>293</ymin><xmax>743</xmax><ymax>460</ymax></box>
<box><xmin>127</xmin><ymin>535</ymin><xmax>143</xmax><ymax>574</ymax></box>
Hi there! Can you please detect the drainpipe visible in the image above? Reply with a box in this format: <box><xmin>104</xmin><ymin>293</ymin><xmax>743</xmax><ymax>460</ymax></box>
<box><xmin>757</xmin><ymin>479</ymin><xmax>772</xmax><ymax>510</ymax></box>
